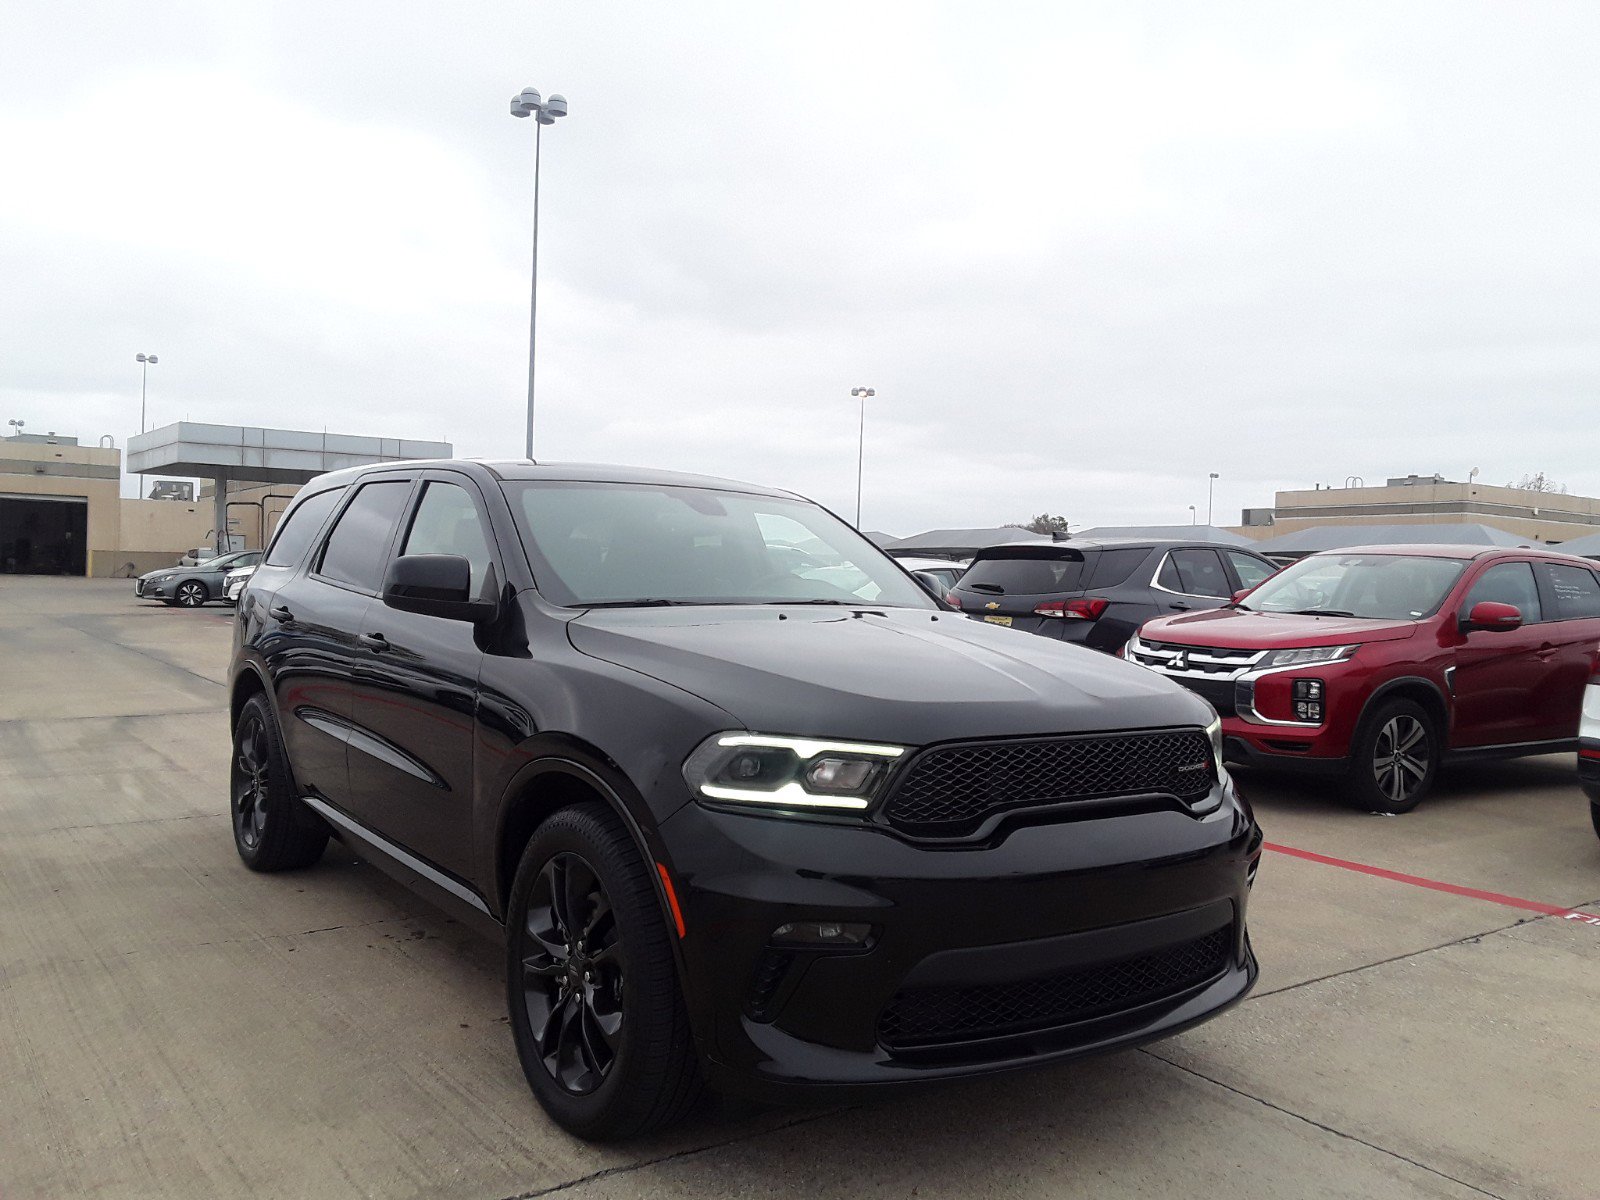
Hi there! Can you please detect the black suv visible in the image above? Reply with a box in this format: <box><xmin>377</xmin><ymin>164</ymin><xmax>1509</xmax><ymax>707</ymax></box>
<box><xmin>228</xmin><ymin>460</ymin><xmax>1260</xmax><ymax>1139</ymax></box>
<box><xmin>950</xmin><ymin>539</ymin><xmax>1278</xmax><ymax>654</ymax></box>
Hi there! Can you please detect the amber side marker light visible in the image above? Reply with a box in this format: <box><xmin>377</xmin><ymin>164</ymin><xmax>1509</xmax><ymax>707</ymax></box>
<box><xmin>656</xmin><ymin>863</ymin><xmax>687</xmax><ymax>938</ymax></box>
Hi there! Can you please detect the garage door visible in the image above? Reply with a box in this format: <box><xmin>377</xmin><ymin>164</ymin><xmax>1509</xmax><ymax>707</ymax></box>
<box><xmin>0</xmin><ymin>494</ymin><xmax>88</xmax><ymax>576</ymax></box>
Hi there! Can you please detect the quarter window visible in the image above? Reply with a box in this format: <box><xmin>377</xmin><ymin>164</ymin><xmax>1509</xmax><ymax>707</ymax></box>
<box><xmin>400</xmin><ymin>481</ymin><xmax>495</xmax><ymax>594</ymax></box>
<box><xmin>263</xmin><ymin>487</ymin><xmax>345</xmax><ymax>568</ymax></box>
<box><xmin>317</xmin><ymin>481</ymin><xmax>412</xmax><ymax>592</ymax></box>
<box><xmin>1539</xmin><ymin>563</ymin><xmax>1600</xmax><ymax>620</ymax></box>
<box><xmin>1462</xmin><ymin>562</ymin><xmax>1542</xmax><ymax>623</ymax></box>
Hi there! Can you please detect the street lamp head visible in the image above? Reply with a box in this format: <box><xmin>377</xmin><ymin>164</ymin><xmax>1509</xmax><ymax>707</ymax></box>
<box><xmin>137</xmin><ymin>352</ymin><xmax>148</xmax><ymax>362</ymax></box>
<box><xmin>545</xmin><ymin>94</ymin><xmax>568</xmax><ymax>118</ymax></box>
<box><xmin>851</xmin><ymin>386</ymin><xmax>875</xmax><ymax>397</ymax></box>
<box><xmin>1209</xmin><ymin>471</ymin><xmax>1220</xmax><ymax>480</ymax></box>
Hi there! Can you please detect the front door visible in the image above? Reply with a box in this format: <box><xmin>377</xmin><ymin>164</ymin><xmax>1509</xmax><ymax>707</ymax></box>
<box><xmin>1449</xmin><ymin>561</ymin><xmax>1552</xmax><ymax>746</ymax></box>
<box><xmin>344</xmin><ymin>473</ymin><xmax>501</xmax><ymax>878</ymax></box>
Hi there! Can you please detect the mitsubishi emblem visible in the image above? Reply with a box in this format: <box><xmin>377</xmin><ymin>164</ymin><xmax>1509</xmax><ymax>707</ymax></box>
<box><xmin>1171</xmin><ymin>650</ymin><xmax>1189</xmax><ymax>671</ymax></box>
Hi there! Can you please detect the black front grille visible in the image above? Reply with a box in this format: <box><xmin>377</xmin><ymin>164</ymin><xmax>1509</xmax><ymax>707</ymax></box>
<box><xmin>1175</xmin><ymin>677</ymin><xmax>1237</xmax><ymax>717</ymax></box>
<box><xmin>881</xmin><ymin>729</ymin><xmax>1215</xmax><ymax>834</ymax></box>
<box><xmin>878</xmin><ymin>926</ymin><xmax>1232</xmax><ymax>1049</ymax></box>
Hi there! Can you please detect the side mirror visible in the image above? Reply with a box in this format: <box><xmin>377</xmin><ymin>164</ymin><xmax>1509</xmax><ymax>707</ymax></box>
<box><xmin>1461</xmin><ymin>600</ymin><xmax>1522</xmax><ymax>633</ymax></box>
<box><xmin>382</xmin><ymin>554</ymin><xmax>497</xmax><ymax>623</ymax></box>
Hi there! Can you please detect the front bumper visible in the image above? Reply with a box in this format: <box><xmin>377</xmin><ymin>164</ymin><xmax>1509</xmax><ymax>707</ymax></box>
<box><xmin>136</xmin><ymin>579</ymin><xmax>172</xmax><ymax>599</ymax></box>
<box><xmin>1579</xmin><ymin>745</ymin><xmax>1600</xmax><ymax>803</ymax></box>
<box><xmin>659</xmin><ymin>789</ymin><xmax>1260</xmax><ymax>1100</ymax></box>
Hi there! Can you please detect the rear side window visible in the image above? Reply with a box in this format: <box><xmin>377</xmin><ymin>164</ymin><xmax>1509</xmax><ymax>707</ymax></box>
<box><xmin>1087</xmin><ymin>547</ymin><xmax>1150</xmax><ymax>589</ymax></box>
<box><xmin>1540</xmin><ymin>563</ymin><xmax>1600</xmax><ymax>619</ymax></box>
<box><xmin>317</xmin><ymin>481</ymin><xmax>412</xmax><ymax>592</ymax></box>
<box><xmin>1161</xmin><ymin>549</ymin><xmax>1232</xmax><ymax>598</ymax></box>
<box><xmin>1227</xmin><ymin>551</ymin><xmax>1275</xmax><ymax>589</ymax></box>
<box><xmin>263</xmin><ymin>488</ymin><xmax>344</xmax><ymax>568</ymax></box>
<box><xmin>959</xmin><ymin>554</ymin><xmax>1088</xmax><ymax>595</ymax></box>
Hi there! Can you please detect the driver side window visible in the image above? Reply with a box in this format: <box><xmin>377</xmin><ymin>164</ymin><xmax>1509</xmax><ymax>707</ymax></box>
<box><xmin>1461</xmin><ymin>562</ymin><xmax>1542</xmax><ymax>623</ymax></box>
<box><xmin>400</xmin><ymin>481</ymin><xmax>496</xmax><ymax>595</ymax></box>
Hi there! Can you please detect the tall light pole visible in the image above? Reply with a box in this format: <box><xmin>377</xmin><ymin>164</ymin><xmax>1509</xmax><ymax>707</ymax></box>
<box><xmin>509</xmin><ymin>86</ymin><xmax>569</xmax><ymax>460</ymax></box>
<box><xmin>1207</xmin><ymin>471</ymin><xmax>1220</xmax><ymax>525</ymax></box>
<box><xmin>136</xmin><ymin>353</ymin><xmax>158</xmax><ymax>434</ymax></box>
<box><xmin>850</xmin><ymin>387</ymin><xmax>875</xmax><ymax>526</ymax></box>
<box><xmin>1188</xmin><ymin>504</ymin><xmax>1196</xmax><ymax>525</ymax></box>
<box><xmin>135</xmin><ymin>353</ymin><xmax>159</xmax><ymax>501</ymax></box>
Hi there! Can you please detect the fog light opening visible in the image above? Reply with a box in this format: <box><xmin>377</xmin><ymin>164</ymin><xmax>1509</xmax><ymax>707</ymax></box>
<box><xmin>771</xmin><ymin>921</ymin><xmax>873</xmax><ymax>947</ymax></box>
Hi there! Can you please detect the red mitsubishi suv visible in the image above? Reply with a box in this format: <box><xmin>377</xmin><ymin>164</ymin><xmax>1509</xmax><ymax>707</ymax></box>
<box><xmin>1128</xmin><ymin>545</ymin><xmax>1600</xmax><ymax>812</ymax></box>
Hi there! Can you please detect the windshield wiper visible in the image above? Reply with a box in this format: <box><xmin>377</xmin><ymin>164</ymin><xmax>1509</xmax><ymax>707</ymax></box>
<box><xmin>574</xmin><ymin>599</ymin><xmax>706</xmax><ymax>609</ymax></box>
<box><xmin>965</xmin><ymin>583</ymin><xmax>1004</xmax><ymax>595</ymax></box>
<box><xmin>1284</xmin><ymin>608</ymin><xmax>1358</xmax><ymax>618</ymax></box>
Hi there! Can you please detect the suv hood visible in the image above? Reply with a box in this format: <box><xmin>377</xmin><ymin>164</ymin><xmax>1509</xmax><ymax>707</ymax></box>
<box><xmin>566</xmin><ymin>606</ymin><xmax>1213</xmax><ymax>745</ymax></box>
<box><xmin>1140</xmin><ymin>606</ymin><xmax>1420</xmax><ymax>648</ymax></box>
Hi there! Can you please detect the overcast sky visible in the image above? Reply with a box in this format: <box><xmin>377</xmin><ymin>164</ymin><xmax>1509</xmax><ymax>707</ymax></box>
<box><xmin>3</xmin><ymin>2</ymin><xmax>1598</xmax><ymax>533</ymax></box>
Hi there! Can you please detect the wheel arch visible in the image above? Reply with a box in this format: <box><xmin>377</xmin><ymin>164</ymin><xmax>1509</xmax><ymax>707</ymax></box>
<box><xmin>1359</xmin><ymin>676</ymin><xmax>1451</xmax><ymax>742</ymax></box>
<box><xmin>492</xmin><ymin>742</ymin><xmax>686</xmax><ymax>959</ymax></box>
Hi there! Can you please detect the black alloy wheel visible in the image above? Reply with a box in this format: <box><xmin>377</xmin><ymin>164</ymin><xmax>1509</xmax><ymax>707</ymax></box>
<box><xmin>176</xmin><ymin>580</ymin><xmax>208</xmax><ymax>607</ymax></box>
<box><xmin>1347</xmin><ymin>698</ymin><xmax>1438</xmax><ymax>814</ymax></box>
<box><xmin>506</xmin><ymin>803</ymin><xmax>701</xmax><ymax>1140</ymax></box>
<box><xmin>522</xmin><ymin>853</ymin><xmax>624</xmax><ymax>1094</ymax></box>
<box><xmin>229</xmin><ymin>694</ymin><xmax>329</xmax><ymax>871</ymax></box>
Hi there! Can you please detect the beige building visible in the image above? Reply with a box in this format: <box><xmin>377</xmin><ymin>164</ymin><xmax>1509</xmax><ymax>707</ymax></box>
<box><xmin>1</xmin><ymin>431</ymin><xmax>219</xmax><ymax>577</ymax></box>
<box><xmin>1232</xmin><ymin>474</ymin><xmax>1600</xmax><ymax>546</ymax></box>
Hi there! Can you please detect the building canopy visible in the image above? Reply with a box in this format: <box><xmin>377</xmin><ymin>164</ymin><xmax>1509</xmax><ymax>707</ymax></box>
<box><xmin>1250</xmin><ymin>522</ymin><xmax>1534</xmax><ymax>557</ymax></box>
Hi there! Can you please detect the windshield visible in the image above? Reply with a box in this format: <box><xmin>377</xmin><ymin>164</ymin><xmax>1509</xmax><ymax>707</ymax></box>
<box><xmin>505</xmin><ymin>482</ymin><xmax>935</xmax><ymax>609</ymax></box>
<box><xmin>1244</xmin><ymin>554</ymin><xmax>1468</xmax><ymax>620</ymax></box>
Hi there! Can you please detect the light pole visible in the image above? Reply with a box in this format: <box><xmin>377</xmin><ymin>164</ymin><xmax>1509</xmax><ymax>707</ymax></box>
<box><xmin>1188</xmin><ymin>504</ymin><xmax>1196</xmax><ymax>525</ymax></box>
<box><xmin>509</xmin><ymin>86</ymin><xmax>569</xmax><ymax>460</ymax></box>
<box><xmin>5</xmin><ymin>419</ymin><xmax>24</xmax><ymax>439</ymax></box>
<box><xmin>850</xmin><ymin>387</ymin><xmax>875</xmax><ymax>526</ymax></box>
<box><xmin>136</xmin><ymin>353</ymin><xmax>158</xmax><ymax>434</ymax></box>
<box><xmin>1207</xmin><ymin>472</ymin><xmax>1220</xmax><ymax>525</ymax></box>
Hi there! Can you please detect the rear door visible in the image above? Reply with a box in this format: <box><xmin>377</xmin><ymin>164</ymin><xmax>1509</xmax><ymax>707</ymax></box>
<box><xmin>1153</xmin><ymin>548</ymin><xmax>1235</xmax><ymax>614</ymax></box>
<box><xmin>1449</xmin><ymin>560</ymin><xmax>1552</xmax><ymax>746</ymax></box>
<box><xmin>1531</xmin><ymin>561</ymin><xmax>1600</xmax><ymax>738</ymax></box>
<box><xmin>343</xmin><ymin>472</ymin><xmax>500</xmax><ymax>875</ymax></box>
<box><xmin>271</xmin><ymin>476</ymin><xmax>415</xmax><ymax>806</ymax></box>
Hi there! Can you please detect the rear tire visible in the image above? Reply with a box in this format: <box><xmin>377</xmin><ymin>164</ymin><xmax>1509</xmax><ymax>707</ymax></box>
<box><xmin>1345</xmin><ymin>698</ymin><xmax>1439</xmax><ymax>814</ymax></box>
<box><xmin>505</xmin><ymin>803</ymin><xmax>701</xmax><ymax>1140</ymax></box>
<box><xmin>231</xmin><ymin>694</ymin><xmax>328</xmax><ymax>871</ymax></box>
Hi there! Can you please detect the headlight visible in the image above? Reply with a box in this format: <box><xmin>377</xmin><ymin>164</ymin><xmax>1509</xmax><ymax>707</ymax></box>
<box><xmin>1263</xmin><ymin>644</ymin><xmax>1356</xmax><ymax>668</ymax></box>
<box><xmin>1206</xmin><ymin>714</ymin><xmax>1225</xmax><ymax>775</ymax></box>
<box><xmin>683</xmin><ymin>732</ymin><xmax>907</xmax><ymax>812</ymax></box>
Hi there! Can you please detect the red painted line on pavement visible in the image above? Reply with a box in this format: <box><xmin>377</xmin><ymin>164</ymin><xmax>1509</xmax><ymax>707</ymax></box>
<box><xmin>1263</xmin><ymin>841</ymin><xmax>1583</xmax><ymax>918</ymax></box>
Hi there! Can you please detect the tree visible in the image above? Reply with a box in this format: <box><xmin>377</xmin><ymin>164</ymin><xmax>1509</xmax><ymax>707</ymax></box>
<box><xmin>1014</xmin><ymin>513</ymin><xmax>1070</xmax><ymax>534</ymax></box>
<box><xmin>1505</xmin><ymin>472</ymin><xmax>1568</xmax><ymax>494</ymax></box>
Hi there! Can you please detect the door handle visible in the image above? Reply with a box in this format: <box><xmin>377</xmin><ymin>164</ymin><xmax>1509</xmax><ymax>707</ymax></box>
<box><xmin>1536</xmin><ymin>643</ymin><xmax>1559</xmax><ymax>658</ymax></box>
<box><xmin>269</xmin><ymin>605</ymin><xmax>294</xmax><ymax>623</ymax></box>
<box><xmin>358</xmin><ymin>632</ymin><xmax>391</xmax><ymax>651</ymax></box>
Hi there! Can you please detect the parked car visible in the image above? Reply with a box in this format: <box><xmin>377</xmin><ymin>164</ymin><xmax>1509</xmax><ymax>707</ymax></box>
<box><xmin>948</xmin><ymin>539</ymin><xmax>1277</xmax><ymax>653</ymax></box>
<box><xmin>1580</xmin><ymin>660</ymin><xmax>1600</xmax><ymax>840</ymax></box>
<box><xmin>223</xmin><ymin>564</ymin><xmax>256</xmax><ymax>604</ymax></box>
<box><xmin>178</xmin><ymin>539</ymin><xmax>243</xmax><ymax>565</ymax></box>
<box><xmin>1128</xmin><ymin>545</ymin><xmax>1600</xmax><ymax>813</ymax></box>
<box><xmin>888</xmin><ymin>554</ymin><xmax>972</xmax><ymax>594</ymax></box>
<box><xmin>136</xmin><ymin>550</ymin><xmax>261</xmax><ymax>607</ymax></box>
<box><xmin>228</xmin><ymin>460</ymin><xmax>1260</xmax><ymax>1139</ymax></box>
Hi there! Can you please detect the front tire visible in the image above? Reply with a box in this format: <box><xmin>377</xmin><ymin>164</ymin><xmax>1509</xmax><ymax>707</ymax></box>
<box><xmin>505</xmin><ymin>803</ymin><xmax>701</xmax><ymax>1140</ymax></box>
<box><xmin>1346</xmin><ymin>698</ymin><xmax>1439</xmax><ymax>814</ymax></box>
<box><xmin>176</xmin><ymin>580</ymin><xmax>208</xmax><ymax>607</ymax></box>
<box><xmin>1591</xmin><ymin>801</ymin><xmax>1600</xmax><ymax>841</ymax></box>
<box><xmin>231</xmin><ymin>694</ymin><xmax>328</xmax><ymax>871</ymax></box>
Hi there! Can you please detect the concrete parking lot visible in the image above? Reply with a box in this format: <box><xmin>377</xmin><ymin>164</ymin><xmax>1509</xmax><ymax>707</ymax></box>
<box><xmin>3</xmin><ymin>574</ymin><xmax>1597</xmax><ymax>1200</ymax></box>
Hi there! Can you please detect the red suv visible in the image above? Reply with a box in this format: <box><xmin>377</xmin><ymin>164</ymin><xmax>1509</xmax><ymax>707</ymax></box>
<box><xmin>1127</xmin><ymin>545</ymin><xmax>1600</xmax><ymax>812</ymax></box>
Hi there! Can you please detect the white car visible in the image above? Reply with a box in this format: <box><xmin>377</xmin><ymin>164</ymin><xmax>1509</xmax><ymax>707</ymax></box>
<box><xmin>890</xmin><ymin>555</ymin><xmax>971</xmax><ymax>594</ymax></box>
<box><xmin>223</xmin><ymin>564</ymin><xmax>256</xmax><ymax>604</ymax></box>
